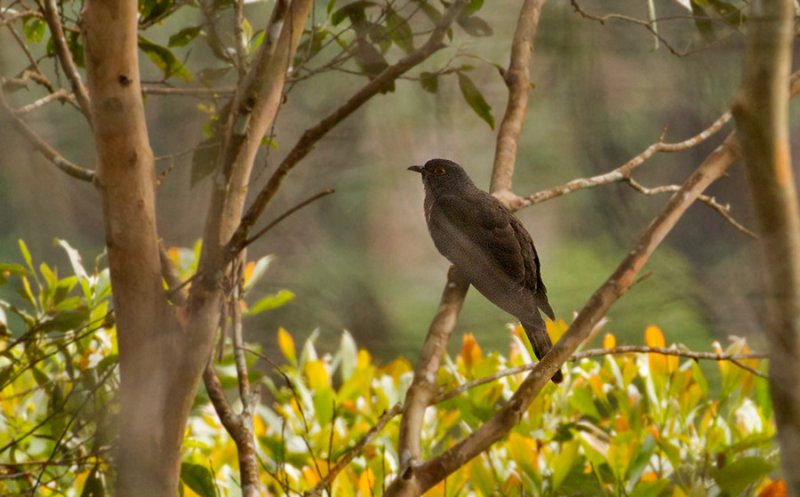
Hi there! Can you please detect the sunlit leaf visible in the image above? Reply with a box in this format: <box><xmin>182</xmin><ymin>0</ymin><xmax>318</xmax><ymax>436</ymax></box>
<box><xmin>277</xmin><ymin>327</ymin><xmax>296</xmax><ymax>364</ymax></box>
<box><xmin>246</xmin><ymin>289</ymin><xmax>295</xmax><ymax>315</ymax></box>
<box><xmin>711</xmin><ymin>457</ymin><xmax>773</xmax><ymax>496</ymax></box>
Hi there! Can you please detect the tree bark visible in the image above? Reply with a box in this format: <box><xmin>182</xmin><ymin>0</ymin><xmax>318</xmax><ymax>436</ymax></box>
<box><xmin>81</xmin><ymin>0</ymin><xmax>187</xmax><ymax>494</ymax></box>
<box><xmin>732</xmin><ymin>1</ymin><xmax>799</xmax><ymax>494</ymax></box>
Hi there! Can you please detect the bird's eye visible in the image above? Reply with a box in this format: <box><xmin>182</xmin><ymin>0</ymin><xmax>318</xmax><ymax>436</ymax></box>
<box><xmin>434</xmin><ymin>166</ymin><xmax>446</xmax><ymax>176</ymax></box>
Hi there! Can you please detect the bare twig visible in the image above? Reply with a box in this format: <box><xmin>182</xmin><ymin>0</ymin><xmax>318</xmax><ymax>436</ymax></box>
<box><xmin>233</xmin><ymin>0</ymin><xmax>248</xmax><ymax>75</ymax></box>
<box><xmin>0</xmin><ymin>88</ymin><xmax>94</xmax><ymax>182</ymax></box>
<box><xmin>570</xmin><ymin>0</ymin><xmax>702</xmax><ymax>57</ymax></box>
<box><xmin>233</xmin><ymin>188</ymin><xmax>335</xmax><ymax>253</ymax></box>
<box><xmin>516</xmin><ymin>109</ymin><xmax>733</xmax><ymax>210</ymax></box>
<box><xmin>42</xmin><ymin>0</ymin><xmax>92</xmax><ymax>122</ymax></box>
<box><xmin>228</xmin><ymin>0</ymin><xmax>469</xmax><ymax>251</ymax></box>
<box><xmin>306</xmin><ymin>403</ymin><xmax>403</xmax><ymax>497</ymax></box>
<box><xmin>624</xmin><ymin>177</ymin><xmax>757</xmax><ymax>238</ymax></box>
<box><xmin>12</xmin><ymin>88</ymin><xmax>74</xmax><ymax>114</ymax></box>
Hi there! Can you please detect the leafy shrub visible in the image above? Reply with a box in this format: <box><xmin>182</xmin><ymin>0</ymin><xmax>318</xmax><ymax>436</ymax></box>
<box><xmin>0</xmin><ymin>241</ymin><xmax>781</xmax><ymax>496</ymax></box>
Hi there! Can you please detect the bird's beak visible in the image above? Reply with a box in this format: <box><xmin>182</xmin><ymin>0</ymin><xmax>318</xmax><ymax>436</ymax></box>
<box><xmin>408</xmin><ymin>165</ymin><xmax>424</xmax><ymax>174</ymax></box>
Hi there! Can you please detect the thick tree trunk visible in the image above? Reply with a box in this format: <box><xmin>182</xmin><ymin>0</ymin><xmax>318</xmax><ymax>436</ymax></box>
<box><xmin>732</xmin><ymin>1</ymin><xmax>800</xmax><ymax>494</ymax></box>
<box><xmin>81</xmin><ymin>1</ymin><xmax>213</xmax><ymax>494</ymax></box>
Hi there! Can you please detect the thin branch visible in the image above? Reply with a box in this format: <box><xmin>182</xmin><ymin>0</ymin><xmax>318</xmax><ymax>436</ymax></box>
<box><xmin>233</xmin><ymin>0</ymin><xmax>248</xmax><ymax>76</ymax></box>
<box><xmin>233</xmin><ymin>188</ymin><xmax>334</xmax><ymax>253</ymax></box>
<box><xmin>490</xmin><ymin>0</ymin><xmax>544</xmax><ymax>197</ymax></box>
<box><xmin>12</xmin><ymin>88</ymin><xmax>74</xmax><ymax>114</ymax></box>
<box><xmin>306</xmin><ymin>403</ymin><xmax>403</xmax><ymax>497</ymax></box>
<box><xmin>228</xmin><ymin>0</ymin><xmax>469</xmax><ymax>251</ymax></box>
<box><xmin>570</xmin><ymin>0</ymin><xmax>702</xmax><ymax>57</ymax></box>
<box><xmin>624</xmin><ymin>177</ymin><xmax>758</xmax><ymax>238</ymax></box>
<box><xmin>516</xmin><ymin>109</ymin><xmax>733</xmax><ymax>210</ymax></box>
<box><xmin>42</xmin><ymin>0</ymin><xmax>91</xmax><ymax>122</ymax></box>
<box><xmin>435</xmin><ymin>345</ymin><xmax>768</xmax><ymax>403</ymax></box>
<box><xmin>0</xmin><ymin>87</ymin><xmax>94</xmax><ymax>182</ymax></box>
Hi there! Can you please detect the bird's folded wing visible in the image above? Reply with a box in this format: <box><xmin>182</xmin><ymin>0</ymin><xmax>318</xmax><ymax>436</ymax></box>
<box><xmin>509</xmin><ymin>215</ymin><xmax>555</xmax><ymax>320</ymax></box>
<box><xmin>434</xmin><ymin>193</ymin><xmax>527</xmax><ymax>288</ymax></box>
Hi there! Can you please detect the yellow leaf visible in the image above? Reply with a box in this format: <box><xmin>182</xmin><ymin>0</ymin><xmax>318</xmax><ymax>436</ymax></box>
<box><xmin>277</xmin><ymin>327</ymin><xmax>296</xmax><ymax>363</ymax></box>
<box><xmin>546</xmin><ymin>318</ymin><xmax>568</xmax><ymax>342</ymax></box>
<box><xmin>357</xmin><ymin>468</ymin><xmax>374</xmax><ymax>496</ymax></box>
<box><xmin>303</xmin><ymin>466</ymin><xmax>320</xmax><ymax>488</ymax></box>
<box><xmin>356</xmin><ymin>349</ymin><xmax>371</xmax><ymax>370</ymax></box>
<box><xmin>243</xmin><ymin>261</ymin><xmax>256</xmax><ymax>285</ymax></box>
<box><xmin>253</xmin><ymin>414</ymin><xmax>266</xmax><ymax>437</ymax></box>
<box><xmin>304</xmin><ymin>360</ymin><xmax>330</xmax><ymax>390</ymax></box>
<box><xmin>167</xmin><ymin>247</ymin><xmax>180</xmax><ymax>263</ymax></box>
<box><xmin>507</xmin><ymin>432</ymin><xmax>538</xmax><ymax>473</ymax></box>
<box><xmin>460</xmin><ymin>333</ymin><xmax>482</xmax><ymax>368</ymax></box>
<box><xmin>603</xmin><ymin>333</ymin><xmax>616</xmax><ymax>349</ymax></box>
<box><xmin>644</xmin><ymin>325</ymin><xmax>666</xmax><ymax>375</ymax></box>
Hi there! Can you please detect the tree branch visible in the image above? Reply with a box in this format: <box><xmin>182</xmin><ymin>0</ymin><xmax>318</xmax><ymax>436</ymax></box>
<box><xmin>42</xmin><ymin>0</ymin><xmax>91</xmax><ymax>122</ymax></box>
<box><xmin>514</xmin><ymin>107</ymin><xmax>733</xmax><ymax>210</ymax></box>
<box><xmin>229</xmin><ymin>0</ymin><xmax>468</xmax><ymax>250</ymax></box>
<box><xmin>623</xmin><ymin>177</ymin><xmax>757</xmax><ymax>238</ymax></box>
<box><xmin>0</xmin><ymin>87</ymin><xmax>94</xmax><ymax>182</ymax></box>
<box><xmin>490</xmin><ymin>0</ymin><xmax>545</xmax><ymax>197</ymax></box>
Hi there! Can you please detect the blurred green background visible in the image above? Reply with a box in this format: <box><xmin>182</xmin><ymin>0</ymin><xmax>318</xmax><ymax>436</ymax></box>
<box><xmin>1</xmin><ymin>0</ymin><xmax>798</xmax><ymax>364</ymax></box>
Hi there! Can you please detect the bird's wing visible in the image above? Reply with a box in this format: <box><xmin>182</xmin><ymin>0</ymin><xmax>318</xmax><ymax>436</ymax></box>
<box><xmin>509</xmin><ymin>213</ymin><xmax>555</xmax><ymax>320</ymax></box>
<box><xmin>433</xmin><ymin>192</ymin><xmax>526</xmax><ymax>287</ymax></box>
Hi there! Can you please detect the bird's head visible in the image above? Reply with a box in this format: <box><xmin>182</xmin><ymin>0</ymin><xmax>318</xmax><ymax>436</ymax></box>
<box><xmin>408</xmin><ymin>158</ymin><xmax>476</xmax><ymax>195</ymax></box>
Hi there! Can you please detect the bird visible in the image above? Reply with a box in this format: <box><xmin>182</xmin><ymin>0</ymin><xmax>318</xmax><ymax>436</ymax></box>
<box><xmin>409</xmin><ymin>158</ymin><xmax>563</xmax><ymax>383</ymax></box>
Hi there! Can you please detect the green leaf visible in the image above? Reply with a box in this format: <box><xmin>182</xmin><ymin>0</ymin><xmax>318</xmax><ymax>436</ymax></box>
<box><xmin>630</xmin><ymin>479</ymin><xmax>669</xmax><ymax>497</ymax></box>
<box><xmin>711</xmin><ymin>457</ymin><xmax>772</xmax><ymax>496</ymax></box>
<box><xmin>246</xmin><ymin>290</ymin><xmax>295</xmax><ymax>315</ymax></box>
<box><xmin>465</xmin><ymin>0</ymin><xmax>484</xmax><ymax>15</ymax></box>
<box><xmin>457</xmin><ymin>72</ymin><xmax>494</xmax><ymax>129</ymax></box>
<box><xmin>331</xmin><ymin>1</ymin><xmax>376</xmax><ymax>26</ymax></box>
<box><xmin>138</xmin><ymin>36</ymin><xmax>193</xmax><ymax>82</ymax></box>
<box><xmin>551</xmin><ymin>440</ymin><xmax>579</xmax><ymax>491</ymax></box>
<box><xmin>191</xmin><ymin>136</ymin><xmax>221</xmax><ymax>186</ymax></box>
<box><xmin>169</xmin><ymin>26</ymin><xmax>203</xmax><ymax>47</ymax></box>
<box><xmin>19</xmin><ymin>239</ymin><xmax>37</xmax><ymax>281</ymax></box>
<box><xmin>568</xmin><ymin>385</ymin><xmax>601</xmax><ymax>420</ymax></box>
<box><xmin>23</xmin><ymin>18</ymin><xmax>46</xmax><ymax>43</ymax></box>
<box><xmin>419</xmin><ymin>71</ymin><xmax>438</xmax><ymax>94</ymax></box>
<box><xmin>386</xmin><ymin>7</ymin><xmax>414</xmax><ymax>53</ymax></box>
<box><xmin>313</xmin><ymin>386</ymin><xmax>335</xmax><ymax>425</ymax></box>
<box><xmin>690</xmin><ymin>2</ymin><xmax>715</xmax><ymax>42</ymax></box>
<box><xmin>456</xmin><ymin>14</ymin><xmax>493</xmax><ymax>37</ymax></box>
<box><xmin>180</xmin><ymin>463</ymin><xmax>216</xmax><ymax>497</ymax></box>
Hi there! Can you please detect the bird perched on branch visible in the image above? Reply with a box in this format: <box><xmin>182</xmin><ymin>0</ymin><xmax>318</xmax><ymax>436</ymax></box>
<box><xmin>409</xmin><ymin>158</ymin><xmax>563</xmax><ymax>383</ymax></box>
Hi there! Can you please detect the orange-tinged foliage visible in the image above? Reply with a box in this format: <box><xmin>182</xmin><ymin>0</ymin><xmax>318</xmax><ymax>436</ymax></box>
<box><xmin>460</xmin><ymin>333</ymin><xmax>482</xmax><ymax>368</ymax></box>
<box><xmin>603</xmin><ymin>333</ymin><xmax>616</xmax><ymax>349</ymax></box>
<box><xmin>357</xmin><ymin>468</ymin><xmax>375</xmax><ymax>496</ymax></box>
<box><xmin>758</xmin><ymin>479</ymin><xmax>787</xmax><ymax>497</ymax></box>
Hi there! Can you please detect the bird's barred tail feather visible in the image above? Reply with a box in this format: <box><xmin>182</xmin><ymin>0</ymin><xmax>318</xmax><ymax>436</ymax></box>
<box><xmin>522</xmin><ymin>317</ymin><xmax>564</xmax><ymax>384</ymax></box>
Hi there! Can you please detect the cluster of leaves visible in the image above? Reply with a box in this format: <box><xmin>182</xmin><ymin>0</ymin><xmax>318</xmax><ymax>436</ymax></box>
<box><xmin>0</xmin><ymin>241</ymin><xmax>783</xmax><ymax>496</ymax></box>
<box><xmin>0</xmin><ymin>240</ymin><xmax>117</xmax><ymax>495</ymax></box>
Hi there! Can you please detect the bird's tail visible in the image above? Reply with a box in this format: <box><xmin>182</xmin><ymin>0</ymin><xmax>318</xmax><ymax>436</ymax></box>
<box><xmin>522</xmin><ymin>315</ymin><xmax>563</xmax><ymax>384</ymax></box>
